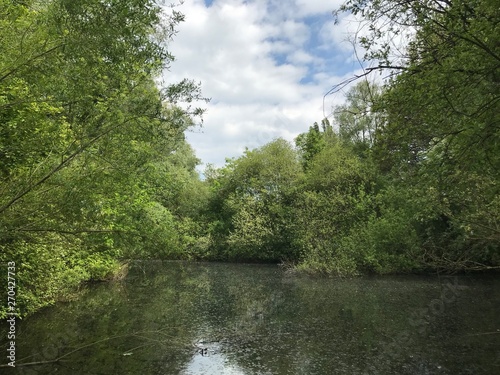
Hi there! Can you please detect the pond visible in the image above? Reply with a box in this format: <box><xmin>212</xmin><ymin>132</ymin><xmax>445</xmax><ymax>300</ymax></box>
<box><xmin>1</xmin><ymin>261</ymin><xmax>499</xmax><ymax>374</ymax></box>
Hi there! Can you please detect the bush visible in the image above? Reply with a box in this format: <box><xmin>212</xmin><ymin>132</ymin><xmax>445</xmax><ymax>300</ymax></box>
<box><xmin>0</xmin><ymin>233</ymin><xmax>123</xmax><ymax>318</ymax></box>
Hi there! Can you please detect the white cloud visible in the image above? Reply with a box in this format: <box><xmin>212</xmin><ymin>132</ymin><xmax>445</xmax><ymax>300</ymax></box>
<box><xmin>162</xmin><ymin>0</ymin><xmax>362</xmax><ymax>169</ymax></box>
<box><xmin>287</xmin><ymin>50</ymin><xmax>315</xmax><ymax>65</ymax></box>
<box><xmin>295</xmin><ymin>0</ymin><xmax>344</xmax><ymax>17</ymax></box>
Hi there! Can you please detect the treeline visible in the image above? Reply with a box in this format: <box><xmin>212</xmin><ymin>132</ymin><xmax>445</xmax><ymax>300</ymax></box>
<box><xmin>195</xmin><ymin>0</ymin><xmax>500</xmax><ymax>273</ymax></box>
<box><xmin>0</xmin><ymin>0</ymin><xmax>208</xmax><ymax>318</ymax></box>
<box><xmin>200</xmin><ymin>110</ymin><xmax>498</xmax><ymax>274</ymax></box>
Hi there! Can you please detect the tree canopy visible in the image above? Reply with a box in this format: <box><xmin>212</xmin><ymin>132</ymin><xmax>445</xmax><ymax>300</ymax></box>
<box><xmin>0</xmin><ymin>0</ymin><xmax>207</xmax><ymax>318</ymax></box>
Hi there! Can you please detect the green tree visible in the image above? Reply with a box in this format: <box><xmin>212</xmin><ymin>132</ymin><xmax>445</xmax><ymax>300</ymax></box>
<box><xmin>337</xmin><ymin>0</ymin><xmax>500</xmax><ymax>269</ymax></box>
<box><xmin>295</xmin><ymin>119</ymin><xmax>338</xmax><ymax>170</ymax></box>
<box><xmin>333</xmin><ymin>80</ymin><xmax>382</xmax><ymax>153</ymax></box>
<box><xmin>292</xmin><ymin>140</ymin><xmax>376</xmax><ymax>275</ymax></box>
<box><xmin>0</xmin><ymin>0</ymin><xmax>206</xmax><ymax>317</ymax></box>
<box><xmin>206</xmin><ymin>139</ymin><xmax>302</xmax><ymax>261</ymax></box>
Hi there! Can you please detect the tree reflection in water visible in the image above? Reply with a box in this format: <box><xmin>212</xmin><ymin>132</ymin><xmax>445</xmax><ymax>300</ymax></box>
<box><xmin>2</xmin><ymin>261</ymin><xmax>498</xmax><ymax>375</ymax></box>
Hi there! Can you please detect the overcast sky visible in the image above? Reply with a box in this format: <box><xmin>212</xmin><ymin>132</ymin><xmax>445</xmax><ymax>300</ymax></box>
<box><xmin>162</xmin><ymin>0</ymin><xmax>367</xmax><ymax>169</ymax></box>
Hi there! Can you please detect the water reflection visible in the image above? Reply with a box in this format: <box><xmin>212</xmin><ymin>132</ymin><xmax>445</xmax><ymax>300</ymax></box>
<box><xmin>1</xmin><ymin>261</ymin><xmax>499</xmax><ymax>374</ymax></box>
<box><xmin>182</xmin><ymin>344</ymin><xmax>247</xmax><ymax>375</ymax></box>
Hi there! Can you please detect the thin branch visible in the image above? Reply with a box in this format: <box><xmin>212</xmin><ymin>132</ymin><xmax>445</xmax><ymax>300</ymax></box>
<box><xmin>0</xmin><ymin>44</ymin><xmax>64</xmax><ymax>83</ymax></box>
<box><xmin>0</xmin><ymin>116</ymin><xmax>140</xmax><ymax>215</ymax></box>
<box><xmin>0</xmin><ymin>328</ymin><xmax>190</xmax><ymax>368</ymax></box>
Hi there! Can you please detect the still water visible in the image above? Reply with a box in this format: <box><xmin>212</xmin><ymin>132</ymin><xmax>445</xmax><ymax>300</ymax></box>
<box><xmin>1</xmin><ymin>261</ymin><xmax>499</xmax><ymax>374</ymax></box>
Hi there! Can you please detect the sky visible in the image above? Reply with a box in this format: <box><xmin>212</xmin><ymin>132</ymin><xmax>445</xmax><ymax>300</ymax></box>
<box><xmin>162</xmin><ymin>0</ymin><xmax>368</xmax><ymax>169</ymax></box>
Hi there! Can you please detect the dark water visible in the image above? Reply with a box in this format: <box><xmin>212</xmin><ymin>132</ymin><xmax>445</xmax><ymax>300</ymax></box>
<box><xmin>1</xmin><ymin>261</ymin><xmax>499</xmax><ymax>375</ymax></box>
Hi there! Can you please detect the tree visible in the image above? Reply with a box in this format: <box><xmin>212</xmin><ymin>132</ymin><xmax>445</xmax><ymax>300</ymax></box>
<box><xmin>292</xmin><ymin>139</ymin><xmax>376</xmax><ymax>275</ymax></box>
<box><xmin>295</xmin><ymin>119</ymin><xmax>336</xmax><ymax>169</ymax></box>
<box><xmin>206</xmin><ymin>139</ymin><xmax>302</xmax><ymax>261</ymax></box>
<box><xmin>337</xmin><ymin>0</ymin><xmax>500</xmax><ymax>268</ymax></box>
<box><xmin>0</xmin><ymin>0</ymin><xmax>206</xmax><ymax>317</ymax></box>
<box><xmin>336</xmin><ymin>0</ymin><xmax>499</xmax><ymax>170</ymax></box>
<box><xmin>333</xmin><ymin>80</ymin><xmax>382</xmax><ymax>153</ymax></box>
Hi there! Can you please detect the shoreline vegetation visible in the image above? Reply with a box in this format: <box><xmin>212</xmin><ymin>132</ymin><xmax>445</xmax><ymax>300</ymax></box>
<box><xmin>1</xmin><ymin>0</ymin><xmax>499</xmax><ymax>318</ymax></box>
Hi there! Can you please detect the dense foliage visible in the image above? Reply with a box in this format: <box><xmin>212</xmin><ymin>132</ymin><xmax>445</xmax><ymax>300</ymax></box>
<box><xmin>0</xmin><ymin>0</ymin><xmax>207</xmax><ymax>318</ymax></box>
<box><xmin>1</xmin><ymin>0</ymin><xmax>498</xmax><ymax>317</ymax></box>
<box><xmin>200</xmin><ymin>0</ymin><xmax>499</xmax><ymax>274</ymax></box>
